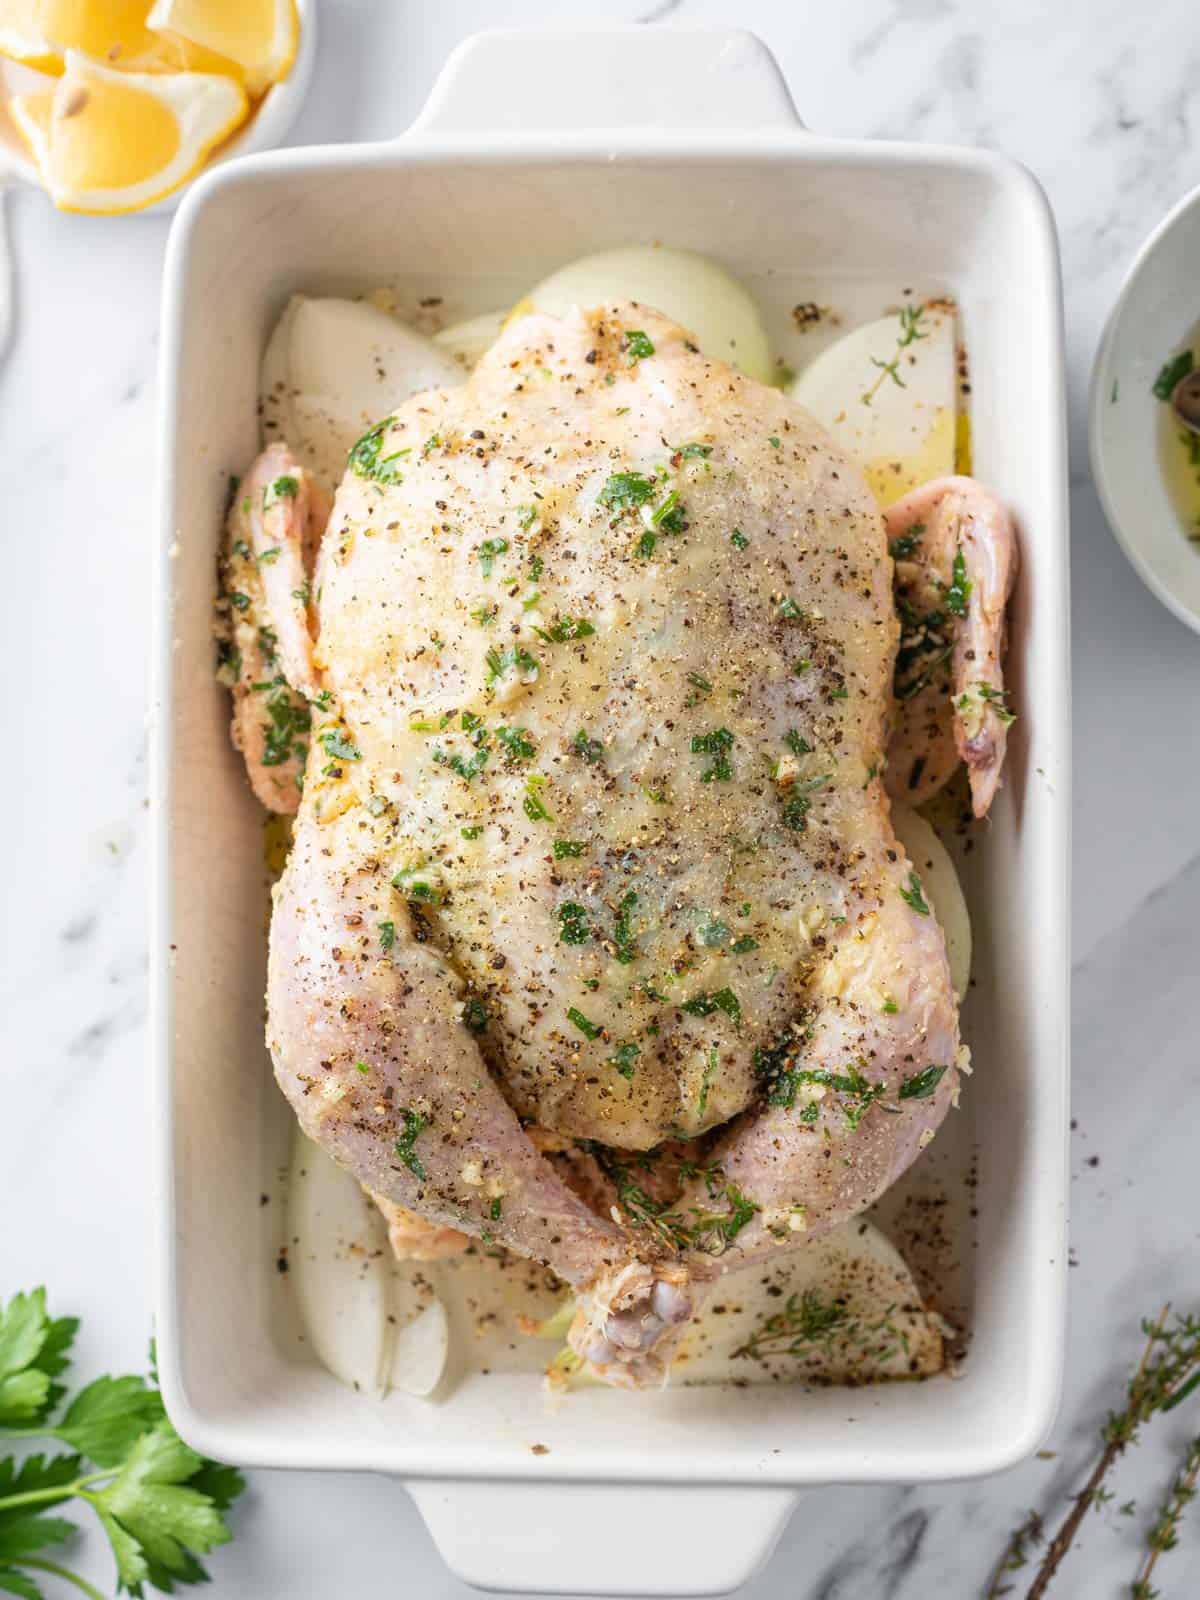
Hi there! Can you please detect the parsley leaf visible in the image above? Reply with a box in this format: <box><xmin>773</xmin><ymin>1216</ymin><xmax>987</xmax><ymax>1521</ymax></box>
<box><xmin>0</xmin><ymin>1453</ymin><xmax>83</xmax><ymax>1513</ymax></box>
<box><xmin>598</xmin><ymin>471</ymin><xmax>656</xmax><ymax>511</ymax></box>
<box><xmin>571</xmin><ymin>729</ymin><xmax>604</xmax><ymax>765</ymax></box>
<box><xmin>0</xmin><ymin>1293</ymin><xmax>63</xmax><ymax>1426</ymax></box>
<box><xmin>496</xmin><ymin>726</ymin><xmax>535</xmax><ymax>762</ymax></box>
<box><xmin>1153</xmin><ymin>349</ymin><xmax>1194</xmax><ymax>400</ymax></box>
<box><xmin>347</xmin><ymin>418</ymin><xmax>406</xmax><ymax>485</ymax></box>
<box><xmin>612</xmin><ymin>892</ymin><xmax>639</xmax><ymax>964</ymax></box>
<box><xmin>433</xmin><ymin>743</ymin><xmax>490</xmax><ymax>782</ymax></box>
<box><xmin>623</xmin><ymin>330</ymin><xmax>655</xmax><ymax>362</ymax></box>
<box><xmin>90</xmin><ymin>1421</ymin><xmax>232</xmax><ymax>1594</ymax></box>
<box><xmin>477</xmin><ymin>537</ymin><xmax>509</xmax><ymax>578</ymax></box>
<box><xmin>0</xmin><ymin>1290</ymin><xmax>246</xmax><ymax>1600</ymax></box>
<box><xmin>649</xmin><ymin>489</ymin><xmax>685</xmax><ymax>532</ymax></box>
<box><xmin>557</xmin><ymin>902</ymin><xmax>591</xmax><ymax>945</ymax></box>
<box><xmin>53</xmin><ymin>1376</ymin><xmax>165</xmax><ymax>1468</ymax></box>
<box><xmin>607</xmin><ymin>1042</ymin><xmax>640</xmax><ymax>1079</ymax></box>
<box><xmin>781</xmin><ymin>792</ymin><xmax>813</xmax><ymax>831</ymax></box>
<box><xmin>899</xmin><ymin>1064</ymin><xmax>949</xmax><ymax>1100</ymax></box>
<box><xmin>536</xmin><ymin>617</ymin><xmax>596</xmax><ymax>644</ymax></box>
<box><xmin>691</xmin><ymin>727</ymin><xmax>735</xmax><ymax>782</ymax></box>
<box><xmin>485</xmin><ymin>645</ymin><xmax>540</xmax><ymax>686</ymax></box>
<box><xmin>944</xmin><ymin>547</ymin><xmax>972</xmax><ymax>618</ymax></box>
<box><xmin>523</xmin><ymin>775</ymin><xmax>554</xmax><ymax>822</ymax></box>
<box><xmin>682</xmin><ymin>988</ymin><xmax>742</xmax><ymax>1025</ymax></box>
<box><xmin>394</xmin><ymin>1110</ymin><xmax>429</xmax><ymax>1179</ymax></box>
<box><xmin>391</xmin><ymin>868</ymin><xmax>440</xmax><ymax>904</ymax></box>
<box><xmin>317</xmin><ymin>728</ymin><xmax>361</xmax><ymax>763</ymax></box>
<box><xmin>899</xmin><ymin>871</ymin><xmax>930</xmax><ymax>916</ymax></box>
<box><xmin>264</xmin><ymin>475</ymin><xmax>299</xmax><ymax>507</ymax></box>
<box><xmin>889</xmin><ymin>523</ymin><xmax>924</xmax><ymax>559</ymax></box>
<box><xmin>781</xmin><ymin>776</ymin><xmax>829</xmax><ymax>833</ymax></box>
<box><xmin>567</xmin><ymin>1008</ymin><xmax>601</xmax><ymax>1040</ymax></box>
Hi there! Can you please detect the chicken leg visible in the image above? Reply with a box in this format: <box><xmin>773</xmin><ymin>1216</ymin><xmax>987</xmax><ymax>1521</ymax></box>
<box><xmin>885</xmin><ymin>475</ymin><xmax>1018</xmax><ymax>818</ymax></box>
<box><xmin>666</xmin><ymin>843</ymin><xmax>959</xmax><ymax>1264</ymax></box>
<box><xmin>268</xmin><ymin>801</ymin><xmax>700</xmax><ymax>1385</ymax></box>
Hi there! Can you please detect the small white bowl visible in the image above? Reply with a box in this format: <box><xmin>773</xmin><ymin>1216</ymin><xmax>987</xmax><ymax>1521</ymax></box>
<box><xmin>0</xmin><ymin>0</ymin><xmax>316</xmax><ymax>215</ymax></box>
<box><xmin>1090</xmin><ymin>181</ymin><xmax>1200</xmax><ymax>633</ymax></box>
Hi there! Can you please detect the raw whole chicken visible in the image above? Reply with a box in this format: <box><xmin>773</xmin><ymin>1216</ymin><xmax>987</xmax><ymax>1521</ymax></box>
<box><xmin>218</xmin><ymin>302</ymin><xmax>1015</xmax><ymax>1387</ymax></box>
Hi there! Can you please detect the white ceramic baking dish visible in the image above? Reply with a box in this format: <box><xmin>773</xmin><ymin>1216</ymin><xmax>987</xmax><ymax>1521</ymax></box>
<box><xmin>152</xmin><ymin>26</ymin><xmax>1071</xmax><ymax>1597</ymax></box>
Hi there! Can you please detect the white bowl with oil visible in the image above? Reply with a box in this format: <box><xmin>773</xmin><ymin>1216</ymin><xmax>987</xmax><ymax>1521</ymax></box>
<box><xmin>1091</xmin><ymin>182</ymin><xmax>1200</xmax><ymax>634</ymax></box>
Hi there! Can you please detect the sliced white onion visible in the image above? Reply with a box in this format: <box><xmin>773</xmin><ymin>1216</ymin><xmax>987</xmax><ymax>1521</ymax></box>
<box><xmin>674</xmin><ymin>1219</ymin><xmax>945</xmax><ymax>1386</ymax></box>
<box><xmin>260</xmin><ymin>295</ymin><xmax>461</xmax><ymax>487</ymax></box>
<box><xmin>287</xmin><ymin>1127</ymin><xmax>391</xmax><ymax>1393</ymax></box>
<box><xmin>432</xmin><ymin>310</ymin><xmax>508</xmax><ymax>370</ymax></box>
<box><xmin>790</xmin><ymin>305</ymin><xmax>957</xmax><ymax>506</ymax></box>
<box><xmin>891</xmin><ymin>803</ymin><xmax>972</xmax><ymax>998</ymax></box>
<box><xmin>526</xmin><ymin>246</ymin><xmax>773</xmax><ymax>383</ymax></box>
<box><xmin>386</xmin><ymin>1298</ymin><xmax>450</xmax><ymax>1398</ymax></box>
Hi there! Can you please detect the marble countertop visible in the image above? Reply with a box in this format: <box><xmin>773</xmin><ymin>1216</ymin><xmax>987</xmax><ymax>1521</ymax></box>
<box><xmin>2</xmin><ymin>0</ymin><xmax>1199</xmax><ymax>1595</ymax></box>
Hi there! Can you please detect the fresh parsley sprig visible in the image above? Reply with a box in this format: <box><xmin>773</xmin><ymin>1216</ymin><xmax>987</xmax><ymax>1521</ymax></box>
<box><xmin>0</xmin><ymin>1289</ymin><xmax>245</xmax><ymax>1599</ymax></box>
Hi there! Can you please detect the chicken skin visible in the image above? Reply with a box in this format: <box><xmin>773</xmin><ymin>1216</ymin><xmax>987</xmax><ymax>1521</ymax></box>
<box><xmin>235</xmin><ymin>303</ymin><xmax>983</xmax><ymax>1386</ymax></box>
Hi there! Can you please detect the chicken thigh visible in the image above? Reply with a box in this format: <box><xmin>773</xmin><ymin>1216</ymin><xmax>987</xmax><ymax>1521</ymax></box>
<box><xmin>257</xmin><ymin>303</ymin><xmax>965</xmax><ymax>1386</ymax></box>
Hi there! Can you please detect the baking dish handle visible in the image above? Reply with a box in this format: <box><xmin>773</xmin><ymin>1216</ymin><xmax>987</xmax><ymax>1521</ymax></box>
<box><xmin>407</xmin><ymin>1479</ymin><xmax>800</xmax><ymax>1597</ymax></box>
<box><xmin>407</xmin><ymin>25</ymin><xmax>804</xmax><ymax>138</ymax></box>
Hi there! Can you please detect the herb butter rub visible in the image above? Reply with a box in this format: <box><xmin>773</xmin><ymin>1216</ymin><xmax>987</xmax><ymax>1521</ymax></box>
<box><xmin>262</xmin><ymin>303</ymin><xmax>965</xmax><ymax>1387</ymax></box>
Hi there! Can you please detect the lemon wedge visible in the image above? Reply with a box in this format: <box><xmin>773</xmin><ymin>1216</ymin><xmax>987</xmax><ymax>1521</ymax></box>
<box><xmin>145</xmin><ymin>0</ymin><xmax>296</xmax><ymax>95</ymax></box>
<box><xmin>9</xmin><ymin>49</ymin><xmax>248</xmax><ymax>213</ymax></box>
<box><xmin>0</xmin><ymin>0</ymin><xmax>240</xmax><ymax>75</ymax></box>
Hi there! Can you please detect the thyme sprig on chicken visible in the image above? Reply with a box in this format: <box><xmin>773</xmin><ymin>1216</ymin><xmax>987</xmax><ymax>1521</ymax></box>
<box><xmin>581</xmin><ymin>1146</ymin><xmax>757</xmax><ymax>1254</ymax></box>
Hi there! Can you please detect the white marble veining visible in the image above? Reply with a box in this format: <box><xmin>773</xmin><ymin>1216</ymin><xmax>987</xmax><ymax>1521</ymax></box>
<box><xmin>1</xmin><ymin>0</ymin><xmax>1199</xmax><ymax>1595</ymax></box>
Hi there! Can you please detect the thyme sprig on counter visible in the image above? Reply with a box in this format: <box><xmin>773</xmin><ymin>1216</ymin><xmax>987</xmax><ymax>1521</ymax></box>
<box><xmin>989</xmin><ymin>1304</ymin><xmax>1200</xmax><ymax>1598</ymax></box>
<box><xmin>1132</xmin><ymin>1435</ymin><xmax>1200</xmax><ymax>1598</ymax></box>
